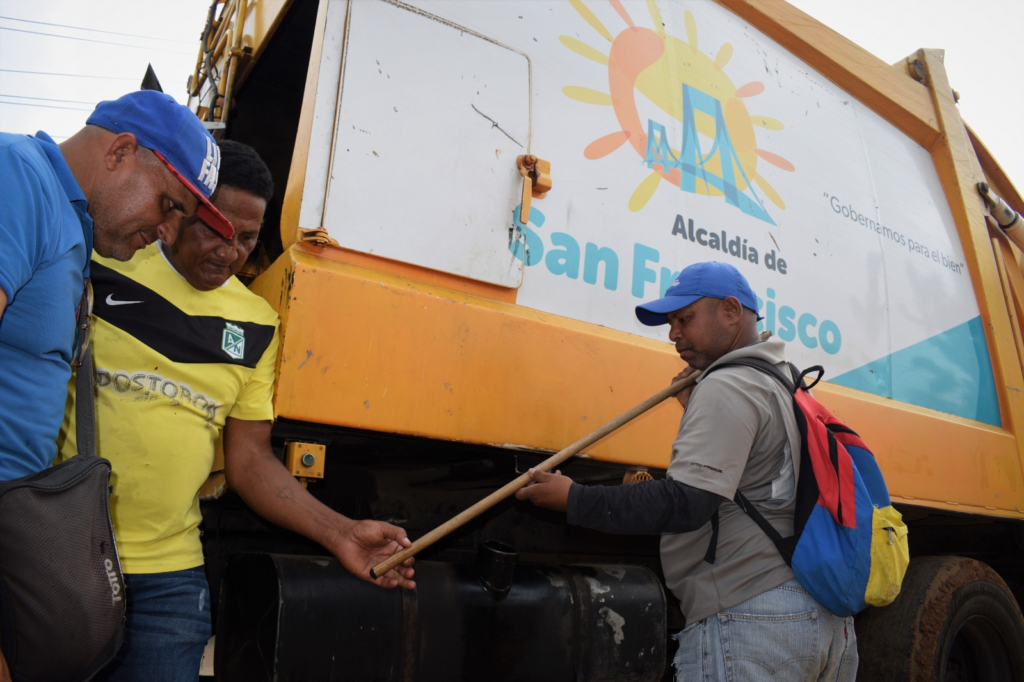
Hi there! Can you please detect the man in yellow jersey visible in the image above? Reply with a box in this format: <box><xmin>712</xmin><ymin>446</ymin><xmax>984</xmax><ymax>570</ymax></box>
<box><xmin>59</xmin><ymin>141</ymin><xmax>414</xmax><ymax>682</ymax></box>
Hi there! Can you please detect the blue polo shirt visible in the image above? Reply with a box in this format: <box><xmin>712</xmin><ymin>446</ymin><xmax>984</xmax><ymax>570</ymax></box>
<box><xmin>0</xmin><ymin>131</ymin><xmax>92</xmax><ymax>480</ymax></box>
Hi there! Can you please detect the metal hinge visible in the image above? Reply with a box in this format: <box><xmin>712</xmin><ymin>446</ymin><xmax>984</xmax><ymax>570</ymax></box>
<box><xmin>296</xmin><ymin>227</ymin><xmax>339</xmax><ymax>247</ymax></box>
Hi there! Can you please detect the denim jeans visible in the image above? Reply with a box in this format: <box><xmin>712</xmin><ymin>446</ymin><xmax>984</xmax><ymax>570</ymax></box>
<box><xmin>94</xmin><ymin>567</ymin><xmax>212</xmax><ymax>682</ymax></box>
<box><xmin>673</xmin><ymin>579</ymin><xmax>858</xmax><ymax>682</ymax></box>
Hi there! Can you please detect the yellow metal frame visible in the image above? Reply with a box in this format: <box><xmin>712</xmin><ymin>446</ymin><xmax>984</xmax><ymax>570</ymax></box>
<box><xmin>249</xmin><ymin>244</ymin><xmax>682</xmax><ymax>466</ymax></box>
<box><xmin>190</xmin><ymin>0</ymin><xmax>294</xmax><ymax>118</ymax></box>
<box><xmin>249</xmin><ymin>0</ymin><xmax>1024</xmax><ymax>520</ymax></box>
<box><xmin>714</xmin><ymin>0</ymin><xmax>940</xmax><ymax>149</ymax></box>
<box><xmin>280</xmin><ymin>0</ymin><xmax>338</xmax><ymax>248</ymax></box>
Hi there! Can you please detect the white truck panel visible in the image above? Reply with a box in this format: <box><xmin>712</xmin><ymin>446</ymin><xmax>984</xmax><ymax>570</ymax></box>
<box><xmin>315</xmin><ymin>0</ymin><xmax>996</xmax><ymax>425</ymax></box>
<box><xmin>324</xmin><ymin>0</ymin><xmax>531</xmax><ymax>288</ymax></box>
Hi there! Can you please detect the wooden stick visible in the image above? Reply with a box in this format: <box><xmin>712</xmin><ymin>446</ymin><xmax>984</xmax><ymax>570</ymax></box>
<box><xmin>370</xmin><ymin>370</ymin><xmax>701</xmax><ymax>579</ymax></box>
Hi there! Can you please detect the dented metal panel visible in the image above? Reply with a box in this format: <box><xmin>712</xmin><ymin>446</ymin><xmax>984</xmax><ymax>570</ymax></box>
<box><xmin>322</xmin><ymin>0</ymin><xmax>531</xmax><ymax>287</ymax></box>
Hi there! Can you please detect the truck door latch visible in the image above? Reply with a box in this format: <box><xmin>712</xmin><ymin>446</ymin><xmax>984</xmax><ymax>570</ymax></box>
<box><xmin>516</xmin><ymin>155</ymin><xmax>552</xmax><ymax>224</ymax></box>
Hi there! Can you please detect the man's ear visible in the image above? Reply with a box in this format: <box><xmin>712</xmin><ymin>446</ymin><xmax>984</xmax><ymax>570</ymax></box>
<box><xmin>104</xmin><ymin>132</ymin><xmax>139</xmax><ymax>171</ymax></box>
<box><xmin>720</xmin><ymin>295</ymin><xmax>744</xmax><ymax>322</ymax></box>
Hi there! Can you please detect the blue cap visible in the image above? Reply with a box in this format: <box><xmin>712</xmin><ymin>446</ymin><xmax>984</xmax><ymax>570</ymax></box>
<box><xmin>635</xmin><ymin>261</ymin><xmax>763</xmax><ymax>326</ymax></box>
<box><xmin>87</xmin><ymin>90</ymin><xmax>233</xmax><ymax>239</ymax></box>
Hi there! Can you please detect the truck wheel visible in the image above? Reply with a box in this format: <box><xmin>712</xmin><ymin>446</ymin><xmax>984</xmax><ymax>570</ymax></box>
<box><xmin>855</xmin><ymin>555</ymin><xmax>1024</xmax><ymax>681</ymax></box>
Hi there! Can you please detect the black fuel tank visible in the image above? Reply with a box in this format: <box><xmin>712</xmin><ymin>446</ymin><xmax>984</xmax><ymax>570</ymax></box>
<box><xmin>215</xmin><ymin>550</ymin><xmax>666</xmax><ymax>681</ymax></box>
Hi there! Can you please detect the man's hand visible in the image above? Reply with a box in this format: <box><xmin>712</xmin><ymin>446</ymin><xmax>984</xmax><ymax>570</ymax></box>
<box><xmin>322</xmin><ymin>519</ymin><xmax>416</xmax><ymax>590</ymax></box>
<box><xmin>223</xmin><ymin>418</ymin><xmax>416</xmax><ymax>589</ymax></box>
<box><xmin>514</xmin><ymin>468</ymin><xmax>572</xmax><ymax>512</ymax></box>
<box><xmin>672</xmin><ymin>366</ymin><xmax>700</xmax><ymax>409</ymax></box>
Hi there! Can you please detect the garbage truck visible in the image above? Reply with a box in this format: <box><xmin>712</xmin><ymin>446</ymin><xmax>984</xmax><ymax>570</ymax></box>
<box><xmin>184</xmin><ymin>0</ymin><xmax>1024</xmax><ymax>679</ymax></box>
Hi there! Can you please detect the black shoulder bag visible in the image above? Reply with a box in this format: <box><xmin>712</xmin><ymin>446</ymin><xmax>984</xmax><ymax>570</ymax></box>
<box><xmin>0</xmin><ymin>281</ymin><xmax>126</xmax><ymax>682</ymax></box>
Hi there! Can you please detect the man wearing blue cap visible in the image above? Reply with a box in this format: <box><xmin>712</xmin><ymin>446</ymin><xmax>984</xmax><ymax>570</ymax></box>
<box><xmin>0</xmin><ymin>90</ymin><xmax>231</xmax><ymax>677</ymax></box>
<box><xmin>0</xmin><ymin>90</ymin><xmax>231</xmax><ymax>482</ymax></box>
<box><xmin>517</xmin><ymin>261</ymin><xmax>858</xmax><ymax>681</ymax></box>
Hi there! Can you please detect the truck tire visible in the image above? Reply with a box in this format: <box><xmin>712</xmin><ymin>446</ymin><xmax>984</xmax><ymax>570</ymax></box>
<box><xmin>855</xmin><ymin>555</ymin><xmax>1024</xmax><ymax>681</ymax></box>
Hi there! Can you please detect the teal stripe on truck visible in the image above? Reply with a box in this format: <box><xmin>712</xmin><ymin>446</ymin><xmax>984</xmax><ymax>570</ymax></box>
<box><xmin>831</xmin><ymin>316</ymin><xmax>1000</xmax><ymax>427</ymax></box>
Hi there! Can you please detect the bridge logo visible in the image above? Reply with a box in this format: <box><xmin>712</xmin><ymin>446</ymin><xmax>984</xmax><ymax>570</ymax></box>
<box><xmin>561</xmin><ymin>1</ymin><xmax>794</xmax><ymax>224</ymax></box>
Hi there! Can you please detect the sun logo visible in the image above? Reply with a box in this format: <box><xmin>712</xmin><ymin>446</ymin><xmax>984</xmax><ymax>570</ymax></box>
<box><xmin>561</xmin><ymin>0</ymin><xmax>794</xmax><ymax>224</ymax></box>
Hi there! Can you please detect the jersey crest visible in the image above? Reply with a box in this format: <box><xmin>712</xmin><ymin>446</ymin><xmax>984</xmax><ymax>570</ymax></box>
<box><xmin>221</xmin><ymin>322</ymin><xmax>245</xmax><ymax>360</ymax></box>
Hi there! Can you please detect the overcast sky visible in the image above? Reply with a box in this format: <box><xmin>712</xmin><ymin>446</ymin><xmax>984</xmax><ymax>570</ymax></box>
<box><xmin>787</xmin><ymin>0</ymin><xmax>1023</xmax><ymax>194</ymax></box>
<box><xmin>0</xmin><ymin>0</ymin><xmax>209</xmax><ymax>140</ymax></box>
<box><xmin>1</xmin><ymin>0</ymin><xmax>1020</xmax><ymax>191</ymax></box>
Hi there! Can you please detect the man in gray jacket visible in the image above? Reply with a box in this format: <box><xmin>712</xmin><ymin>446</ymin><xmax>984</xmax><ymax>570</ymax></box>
<box><xmin>516</xmin><ymin>261</ymin><xmax>858</xmax><ymax>682</ymax></box>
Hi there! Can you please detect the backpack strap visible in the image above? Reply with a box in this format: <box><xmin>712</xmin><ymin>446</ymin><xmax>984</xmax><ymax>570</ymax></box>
<box><xmin>710</xmin><ymin>356</ymin><xmax>806</xmax><ymax>393</ymax></box>
<box><xmin>703</xmin><ymin>491</ymin><xmax>796</xmax><ymax>566</ymax></box>
<box><xmin>699</xmin><ymin>356</ymin><xmax>813</xmax><ymax>566</ymax></box>
<box><xmin>702</xmin><ymin>508</ymin><xmax>720</xmax><ymax>564</ymax></box>
<box><xmin>734</xmin><ymin>490</ymin><xmax>794</xmax><ymax>565</ymax></box>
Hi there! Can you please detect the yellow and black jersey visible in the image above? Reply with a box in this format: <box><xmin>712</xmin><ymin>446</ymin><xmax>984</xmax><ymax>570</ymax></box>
<box><xmin>58</xmin><ymin>243</ymin><xmax>279</xmax><ymax>574</ymax></box>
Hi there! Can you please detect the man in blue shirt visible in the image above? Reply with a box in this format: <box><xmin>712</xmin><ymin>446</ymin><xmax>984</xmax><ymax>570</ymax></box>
<box><xmin>0</xmin><ymin>90</ymin><xmax>233</xmax><ymax>481</ymax></box>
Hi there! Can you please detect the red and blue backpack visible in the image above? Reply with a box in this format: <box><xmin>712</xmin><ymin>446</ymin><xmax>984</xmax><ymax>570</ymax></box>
<box><xmin>704</xmin><ymin>358</ymin><xmax>909</xmax><ymax>617</ymax></box>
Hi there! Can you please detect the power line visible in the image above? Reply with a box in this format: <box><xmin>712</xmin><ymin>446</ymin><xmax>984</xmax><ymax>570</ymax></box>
<box><xmin>0</xmin><ymin>100</ymin><xmax>92</xmax><ymax>112</ymax></box>
<box><xmin>0</xmin><ymin>93</ymin><xmax>97</xmax><ymax>105</ymax></box>
<box><xmin>0</xmin><ymin>16</ymin><xmax>196</xmax><ymax>44</ymax></box>
<box><xmin>0</xmin><ymin>26</ymin><xmax>195</xmax><ymax>55</ymax></box>
<box><xmin>0</xmin><ymin>69</ymin><xmax>143</xmax><ymax>82</ymax></box>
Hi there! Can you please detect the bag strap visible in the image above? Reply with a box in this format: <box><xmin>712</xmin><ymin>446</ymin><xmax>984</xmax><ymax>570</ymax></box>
<box><xmin>733</xmin><ymin>490</ymin><xmax>794</xmax><ymax>565</ymax></box>
<box><xmin>700</xmin><ymin>356</ymin><xmax>812</xmax><ymax>566</ymax></box>
<box><xmin>75</xmin><ymin>348</ymin><xmax>97</xmax><ymax>458</ymax></box>
<box><xmin>71</xmin><ymin>200</ymin><xmax>97</xmax><ymax>460</ymax></box>
<box><xmin>712</xmin><ymin>356</ymin><xmax>801</xmax><ymax>393</ymax></box>
<box><xmin>703</xmin><ymin>490</ymin><xmax>796</xmax><ymax>566</ymax></box>
<box><xmin>702</xmin><ymin>508</ymin><xmax>720</xmax><ymax>564</ymax></box>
